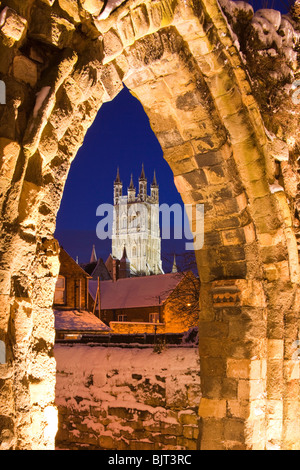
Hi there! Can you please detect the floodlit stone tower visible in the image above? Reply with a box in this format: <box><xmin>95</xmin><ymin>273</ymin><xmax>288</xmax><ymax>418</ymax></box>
<box><xmin>112</xmin><ymin>166</ymin><xmax>163</xmax><ymax>276</ymax></box>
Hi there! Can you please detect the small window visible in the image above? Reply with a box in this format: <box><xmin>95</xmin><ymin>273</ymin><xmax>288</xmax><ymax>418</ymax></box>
<box><xmin>54</xmin><ymin>276</ymin><xmax>65</xmax><ymax>305</ymax></box>
<box><xmin>149</xmin><ymin>313</ymin><xmax>160</xmax><ymax>323</ymax></box>
<box><xmin>118</xmin><ymin>314</ymin><xmax>128</xmax><ymax>322</ymax></box>
<box><xmin>132</xmin><ymin>246</ymin><xmax>137</xmax><ymax>257</ymax></box>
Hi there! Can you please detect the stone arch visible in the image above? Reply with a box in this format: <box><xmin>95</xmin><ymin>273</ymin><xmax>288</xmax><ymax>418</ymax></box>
<box><xmin>0</xmin><ymin>0</ymin><xmax>299</xmax><ymax>450</ymax></box>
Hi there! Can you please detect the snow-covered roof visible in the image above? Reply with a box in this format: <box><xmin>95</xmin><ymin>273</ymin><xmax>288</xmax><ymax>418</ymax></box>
<box><xmin>54</xmin><ymin>310</ymin><xmax>111</xmax><ymax>332</ymax></box>
<box><xmin>89</xmin><ymin>273</ymin><xmax>185</xmax><ymax>310</ymax></box>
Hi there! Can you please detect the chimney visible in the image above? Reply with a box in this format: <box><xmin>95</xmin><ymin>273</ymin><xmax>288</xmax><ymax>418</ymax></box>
<box><xmin>112</xmin><ymin>258</ymin><xmax>118</xmax><ymax>282</ymax></box>
<box><xmin>119</xmin><ymin>246</ymin><xmax>130</xmax><ymax>279</ymax></box>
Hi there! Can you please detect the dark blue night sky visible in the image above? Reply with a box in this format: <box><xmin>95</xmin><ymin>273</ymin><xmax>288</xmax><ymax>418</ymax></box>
<box><xmin>55</xmin><ymin>86</ymin><xmax>188</xmax><ymax>272</ymax></box>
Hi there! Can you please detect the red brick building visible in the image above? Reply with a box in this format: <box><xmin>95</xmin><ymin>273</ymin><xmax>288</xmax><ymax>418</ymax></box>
<box><xmin>53</xmin><ymin>247</ymin><xmax>111</xmax><ymax>340</ymax></box>
<box><xmin>89</xmin><ymin>271</ymin><xmax>199</xmax><ymax>334</ymax></box>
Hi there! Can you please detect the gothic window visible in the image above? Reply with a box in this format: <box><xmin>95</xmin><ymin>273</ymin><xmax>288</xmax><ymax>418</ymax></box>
<box><xmin>132</xmin><ymin>246</ymin><xmax>137</xmax><ymax>257</ymax></box>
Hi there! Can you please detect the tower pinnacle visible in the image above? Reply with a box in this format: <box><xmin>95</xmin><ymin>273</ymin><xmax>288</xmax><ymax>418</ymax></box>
<box><xmin>129</xmin><ymin>173</ymin><xmax>135</xmax><ymax>190</ymax></box>
<box><xmin>139</xmin><ymin>163</ymin><xmax>146</xmax><ymax>181</ymax></box>
<box><xmin>115</xmin><ymin>167</ymin><xmax>121</xmax><ymax>184</ymax></box>
<box><xmin>90</xmin><ymin>245</ymin><xmax>97</xmax><ymax>263</ymax></box>
<box><xmin>172</xmin><ymin>254</ymin><xmax>178</xmax><ymax>273</ymax></box>
<box><xmin>114</xmin><ymin>167</ymin><xmax>123</xmax><ymax>204</ymax></box>
<box><xmin>151</xmin><ymin>170</ymin><xmax>158</xmax><ymax>187</ymax></box>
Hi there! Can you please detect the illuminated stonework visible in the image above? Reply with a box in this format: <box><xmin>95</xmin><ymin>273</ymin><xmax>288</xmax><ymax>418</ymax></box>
<box><xmin>112</xmin><ymin>167</ymin><xmax>163</xmax><ymax>276</ymax></box>
<box><xmin>0</xmin><ymin>0</ymin><xmax>299</xmax><ymax>450</ymax></box>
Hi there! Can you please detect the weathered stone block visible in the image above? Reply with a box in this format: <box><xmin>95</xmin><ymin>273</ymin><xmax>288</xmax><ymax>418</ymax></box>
<box><xmin>199</xmin><ymin>321</ymin><xmax>229</xmax><ymax>340</ymax></box>
<box><xmin>0</xmin><ymin>413</ymin><xmax>16</xmax><ymax>450</ymax></box>
<box><xmin>58</xmin><ymin>0</ymin><xmax>81</xmax><ymax>22</ymax></box>
<box><xmin>267</xmin><ymin>359</ymin><xmax>284</xmax><ymax>400</ymax></box>
<box><xmin>130</xmin><ymin>439</ymin><xmax>156</xmax><ymax>450</ymax></box>
<box><xmin>201</xmin><ymin>357</ymin><xmax>227</xmax><ymax>378</ymax></box>
<box><xmin>238</xmin><ymin>379</ymin><xmax>265</xmax><ymax>400</ymax></box>
<box><xmin>107</xmin><ymin>406</ymin><xmax>135</xmax><ymax>420</ymax></box>
<box><xmin>0</xmin><ymin>138</ymin><xmax>21</xmax><ymax>180</ymax></box>
<box><xmin>214</xmin><ymin>84</ymin><xmax>244</xmax><ymax>118</ymax></box>
<box><xmin>228</xmin><ymin>399</ymin><xmax>251</xmax><ymax>420</ymax></box>
<box><xmin>156</xmin><ymin>128</ymin><xmax>185</xmax><ymax>149</ymax></box>
<box><xmin>147</xmin><ymin>105</ymin><xmax>179</xmax><ymax>135</ymax></box>
<box><xmin>221</xmin><ymin>227</ymin><xmax>246</xmax><ymax>246</ymax></box>
<box><xmin>123</xmin><ymin>66</ymin><xmax>155</xmax><ymax>90</ymax></box>
<box><xmin>147</xmin><ymin>1</ymin><xmax>163</xmax><ymax>30</ymax></box>
<box><xmin>79</xmin><ymin>0</ymin><xmax>104</xmax><ymax>16</ymax></box>
<box><xmin>98</xmin><ymin>434</ymin><xmax>115</xmax><ymax>449</ymax></box>
<box><xmin>39</xmin><ymin>0</ymin><xmax>56</xmax><ymax>5</ymax></box>
<box><xmin>224</xmin><ymin>418</ymin><xmax>245</xmax><ymax>443</ymax></box>
<box><xmin>0</xmin><ymin>7</ymin><xmax>27</xmax><ymax>47</ymax></box>
<box><xmin>13</xmin><ymin>55</ymin><xmax>38</xmax><ymax>88</ymax></box>
<box><xmin>200</xmin><ymin>438</ymin><xmax>226</xmax><ymax>450</ymax></box>
<box><xmin>0</xmin><ymin>294</ymin><xmax>10</xmax><ymax>338</ymax></box>
<box><xmin>284</xmin><ymin>361</ymin><xmax>300</xmax><ymax>381</ymax></box>
<box><xmin>103</xmin><ymin>28</ymin><xmax>123</xmax><ymax>63</ymax></box>
<box><xmin>131</xmin><ymin>4</ymin><xmax>150</xmax><ymax>39</ymax></box>
<box><xmin>167</xmin><ymin>157</ymin><xmax>198</xmax><ymax>177</ymax></box>
<box><xmin>32</xmin><ymin>307</ymin><xmax>55</xmax><ymax>345</ymax></box>
<box><xmin>160</xmin><ymin>421</ymin><xmax>183</xmax><ymax>436</ymax></box>
<box><xmin>183</xmin><ymin>424</ymin><xmax>198</xmax><ymax>439</ymax></box>
<box><xmin>267</xmin><ymin>339</ymin><xmax>284</xmax><ymax>360</ymax></box>
<box><xmin>178</xmin><ymin>410</ymin><xmax>199</xmax><ymax>426</ymax></box>
<box><xmin>177</xmin><ymin>436</ymin><xmax>197</xmax><ymax>450</ymax></box>
<box><xmin>23</xmin><ymin>51</ymin><xmax>78</xmax><ymax>157</ymax></box>
<box><xmin>199</xmin><ymin>398</ymin><xmax>227</xmax><ymax>418</ymax></box>
<box><xmin>117</xmin><ymin>12</ymin><xmax>135</xmax><ymax>46</ymax></box>
<box><xmin>49</xmin><ymin>88</ymin><xmax>74</xmax><ymax>140</ymax></box>
<box><xmin>227</xmin><ymin>359</ymin><xmax>248</xmax><ymax>380</ymax></box>
<box><xmin>39</xmin><ymin>123</ymin><xmax>59</xmax><ymax>165</ymax></box>
<box><xmin>214</xmin><ymin>197</ymin><xmax>240</xmax><ymax>216</ymax></box>
<box><xmin>194</xmin><ymin>149</ymin><xmax>223</xmax><ymax>169</ymax></box>
<box><xmin>29</xmin><ymin>5</ymin><xmax>75</xmax><ymax>49</ymax></box>
<box><xmin>99</xmin><ymin>63</ymin><xmax>123</xmax><ymax>99</ymax></box>
<box><xmin>221</xmin><ymin>378</ymin><xmax>238</xmax><ymax>399</ymax></box>
<box><xmin>10</xmin><ymin>299</ymin><xmax>33</xmax><ymax>345</ymax></box>
<box><xmin>187</xmin><ymin>383</ymin><xmax>201</xmax><ymax>407</ymax></box>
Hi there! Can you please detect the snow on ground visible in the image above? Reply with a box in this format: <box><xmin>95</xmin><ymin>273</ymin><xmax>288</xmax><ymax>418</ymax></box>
<box><xmin>55</xmin><ymin>344</ymin><xmax>200</xmax><ymax>421</ymax></box>
<box><xmin>54</xmin><ymin>310</ymin><xmax>111</xmax><ymax>332</ymax></box>
<box><xmin>55</xmin><ymin>344</ymin><xmax>201</xmax><ymax>449</ymax></box>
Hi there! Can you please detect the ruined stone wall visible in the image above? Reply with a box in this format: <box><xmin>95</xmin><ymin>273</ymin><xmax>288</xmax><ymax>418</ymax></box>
<box><xmin>109</xmin><ymin>322</ymin><xmax>166</xmax><ymax>334</ymax></box>
<box><xmin>55</xmin><ymin>345</ymin><xmax>201</xmax><ymax>450</ymax></box>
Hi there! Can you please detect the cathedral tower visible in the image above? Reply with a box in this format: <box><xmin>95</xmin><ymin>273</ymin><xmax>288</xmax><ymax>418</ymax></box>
<box><xmin>113</xmin><ymin>167</ymin><xmax>122</xmax><ymax>205</ymax></box>
<box><xmin>112</xmin><ymin>166</ymin><xmax>163</xmax><ymax>276</ymax></box>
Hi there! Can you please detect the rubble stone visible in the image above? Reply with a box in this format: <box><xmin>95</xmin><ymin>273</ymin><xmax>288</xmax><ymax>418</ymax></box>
<box><xmin>0</xmin><ymin>7</ymin><xmax>27</xmax><ymax>47</ymax></box>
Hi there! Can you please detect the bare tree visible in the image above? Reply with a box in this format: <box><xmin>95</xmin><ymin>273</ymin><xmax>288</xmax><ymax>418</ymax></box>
<box><xmin>161</xmin><ymin>252</ymin><xmax>200</xmax><ymax>331</ymax></box>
